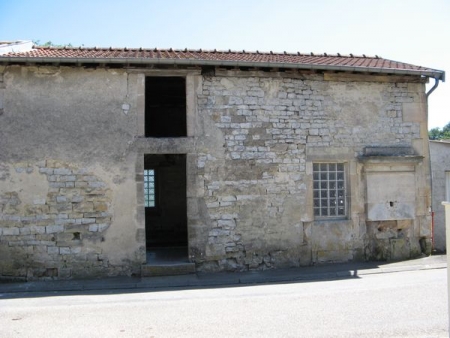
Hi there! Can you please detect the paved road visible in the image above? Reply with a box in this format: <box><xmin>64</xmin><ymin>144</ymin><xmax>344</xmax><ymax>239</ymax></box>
<box><xmin>0</xmin><ymin>269</ymin><xmax>447</xmax><ymax>337</ymax></box>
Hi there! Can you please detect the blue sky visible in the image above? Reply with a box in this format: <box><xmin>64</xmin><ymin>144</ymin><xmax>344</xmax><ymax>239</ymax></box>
<box><xmin>1</xmin><ymin>0</ymin><xmax>448</xmax><ymax>128</ymax></box>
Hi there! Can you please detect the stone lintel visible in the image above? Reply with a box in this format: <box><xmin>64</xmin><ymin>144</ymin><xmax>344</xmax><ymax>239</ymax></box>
<box><xmin>358</xmin><ymin>155</ymin><xmax>423</xmax><ymax>166</ymax></box>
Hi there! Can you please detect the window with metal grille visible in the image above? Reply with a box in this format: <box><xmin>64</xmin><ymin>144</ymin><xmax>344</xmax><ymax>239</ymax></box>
<box><xmin>144</xmin><ymin>169</ymin><xmax>156</xmax><ymax>207</ymax></box>
<box><xmin>313</xmin><ymin>163</ymin><xmax>346</xmax><ymax>217</ymax></box>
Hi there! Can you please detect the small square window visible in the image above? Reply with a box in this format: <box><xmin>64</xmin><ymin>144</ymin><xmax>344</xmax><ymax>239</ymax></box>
<box><xmin>313</xmin><ymin>163</ymin><xmax>347</xmax><ymax>218</ymax></box>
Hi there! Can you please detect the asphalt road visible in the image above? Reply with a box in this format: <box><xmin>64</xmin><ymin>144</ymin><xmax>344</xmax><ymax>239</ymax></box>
<box><xmin>0</xmin><ymin>268</ymin><xmax>447</xmax><ymax>338</ymax></box>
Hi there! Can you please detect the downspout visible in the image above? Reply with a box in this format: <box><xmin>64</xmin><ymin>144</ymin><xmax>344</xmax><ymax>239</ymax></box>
<box><xmin>426</xmin><ymin>77</ymin><xmax>440</xmax><ymax>251</ymax></box>
<box><xmin>426</xmin><ymin>77</ymin><xmax>440</xmax><ymax>99</ymax></box>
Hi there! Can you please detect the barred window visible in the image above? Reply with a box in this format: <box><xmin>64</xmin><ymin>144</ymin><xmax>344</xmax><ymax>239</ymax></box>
<box><xmin>313</xmin><ymin>163</ymin><xmax>346</xmax><ymax>217</ymax></box>
<box><xmin>144</xmin><ymin>169</ymin><xmax>156</xmax><ymax>207</ymax></box>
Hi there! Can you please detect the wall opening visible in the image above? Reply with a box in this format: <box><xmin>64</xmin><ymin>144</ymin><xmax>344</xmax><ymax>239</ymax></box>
<box><xmin>145</xmin><ymin>76</ymin><xmax>186</xmax><ymax>137</ymax></box>
<box><xmin>144</xmin><ymin>154</ymin><xmax>188</xmax><ymax>253</ymax></box>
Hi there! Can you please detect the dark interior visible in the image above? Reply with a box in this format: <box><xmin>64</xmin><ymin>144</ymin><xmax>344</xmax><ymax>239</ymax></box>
<box><xmin>144</xmin><ymin>154</ymin><xmax>187</xmax><ymax>249</ymax></box>
<box><xmin>145</xmin><ymin>76</ymin><xmax>186</xmax><ymax>137</ymax></box>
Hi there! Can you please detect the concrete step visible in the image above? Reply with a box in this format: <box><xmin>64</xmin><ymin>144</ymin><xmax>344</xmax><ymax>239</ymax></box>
<box><xmin>141</xmin><ymin>262</ymin><xmax>196</xmax><ymax>277</ymax></box>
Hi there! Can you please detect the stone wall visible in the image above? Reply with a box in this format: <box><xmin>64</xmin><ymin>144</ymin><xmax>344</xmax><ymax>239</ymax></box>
<box><xmin>0</xmin><ymin>65</ymin><xmax>431</xmax><ymax>279</ymax></box>
<box><xmin>0</xmin><ymin>66</ymin><xmax>143</xmax><ymax>280</ymax></box>
<box><xmin>0</xmin><ymin>160</ymin><xmax>136</xmax><ymax>279</ymax></box>
<box><xmin>192</xmin><ymin>72</ymin><xmax>430</xmax><ymax>271</ymax></box>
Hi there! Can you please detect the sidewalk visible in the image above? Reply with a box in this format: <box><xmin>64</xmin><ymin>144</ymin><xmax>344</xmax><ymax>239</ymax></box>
<box><xmin>0</xmin><ymin>254</ymin><xmax>446</xmax><ymax>295</ymax></box>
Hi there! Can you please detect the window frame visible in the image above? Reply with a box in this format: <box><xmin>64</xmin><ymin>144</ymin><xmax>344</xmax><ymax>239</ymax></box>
<box><xmin>134</xmin><ymin>70</ymin><xmax>201</xmax><ymax>138</ymax></box>
<box><xmin>312</xmin><ymin>162</ymin><xmax>348</xmax><ymax>219</ymax></box>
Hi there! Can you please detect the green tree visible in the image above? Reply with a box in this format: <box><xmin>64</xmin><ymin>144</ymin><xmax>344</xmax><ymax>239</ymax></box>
<box><xmin>429</xmin><ymin>122</ymin><xmax>450</xmax><ymax>140</ymax></box>
<box><xmin>33</xmin><ymin>40</ymin><xmax>72</xmax><ymax>47</ymax></box>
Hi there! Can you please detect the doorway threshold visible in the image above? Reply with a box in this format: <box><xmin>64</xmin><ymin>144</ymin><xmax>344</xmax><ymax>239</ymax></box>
<box><xmin>143</xmin><ymin>247</ymin><xmax>195</xmax><ymax>277</ymax></box>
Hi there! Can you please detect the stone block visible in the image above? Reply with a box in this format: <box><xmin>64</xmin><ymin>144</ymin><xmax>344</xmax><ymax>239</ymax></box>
<box><xmin>46</xmin><ymin>225</ymin><xmax>64</xmax><ymax>234</ymax></box>
<box><xmin>28</xmin><ymin>225</ymin><xmax>47</xmax><ymax>234</ymax></box>
<box><xmin>56</xmin><ymin>232</ymin><xmax>76</xmax><ymax>242</ymax></box>
<box><xmin>93</xmin><ymin>202</ymin><xmax>108</xmax><ymax>212</ymax></box>
<box><xmin>73</xmin><ymin>202</ymin><xmax>94</xmax><ymax>212</ymax></box>
<box><xmin>88</xmin><ymin>182</ymin><xmax>106</xmax><ymax>188</ymax></box>
<box><xmin>2</xmin><ymin>227</ymin><xmax>20</xmax><ymax>236</ymax></box>
<box><xmin>56</xmin><ymin>196</ymin><xmax>67</xmax><ymax>203</ymax></box>
<box><xmin>71</xmin><ymin>247</ymin><xmax>82</xmax><ymax>254</ymax></box>
<box><xmin>47</xmin><ymin>246</ymin><xmax>59</xmax><ymax>254</ymax></box>
<box><xmin>39</xmin><ymin>167</ymin><xmax>54</xmax><ymax>175</ymax></box>
<box><xmin>49</xmin><ymin>204</ymin><xmax>73</xmax><ymax>213</ymax></box>
<box><xmin>59</xmin><ymin>247</ymin><xmax>71</xmax><ymax>255</ymax></box>
<box><xmin>98</xmin><ymin>223</ymin><xmax>109</xmax><ymax>232</ymax></box>
<box><xmin>218</xmin><ymin>219</ymin><xmax>236</xmax><ymax>229</ymax></box>
<box><xmin>71</xmin><ymin>196</ymin><xmax>84</xmax><ymax>203</ymax></box>
<box><xmin>54</xmin><ymin>168</ymin><xmax>72</xmax><ymax>175</ymax></box>
<box><xmin>65</xmin><ymin>224</ymin><xmax>87</xmax><ymax>232</ymax></box>
<box><xmin>84</xmin><ymin>212</ymin><xmax>108</xmax><ymax>218</ymax></box>
<box><xmin>55</xmin><ymin>218</ymin><xmax>76</xmax><ymax>225</ymax></box>
<box><xmin>19</xmin><ymin>227</ymin><xmax>31</xmax><ymax>235</ymax></box>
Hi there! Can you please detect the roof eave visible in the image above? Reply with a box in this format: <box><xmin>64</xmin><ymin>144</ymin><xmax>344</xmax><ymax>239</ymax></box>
<box><xmin>0</xmin><ymin>56</ymin><xmax>445</xmax><ymax>81</ymax></box>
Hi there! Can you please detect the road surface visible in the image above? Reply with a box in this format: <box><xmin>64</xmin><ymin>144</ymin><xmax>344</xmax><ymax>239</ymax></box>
<box><xmin>0</xmin><ymin>268</ymin><xmax>447</xmax><ymax>337</ymax></box>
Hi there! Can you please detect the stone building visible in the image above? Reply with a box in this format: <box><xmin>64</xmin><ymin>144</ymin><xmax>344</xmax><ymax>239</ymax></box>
<box><xmin>430</xmin><ymin>140</ymin><xmax>450</xmax><ymax>252</ymax></box>
<box><xmin>0</xmin><ymin>44</ymin><xmax>445</xmax><ymax>280</ymax></box>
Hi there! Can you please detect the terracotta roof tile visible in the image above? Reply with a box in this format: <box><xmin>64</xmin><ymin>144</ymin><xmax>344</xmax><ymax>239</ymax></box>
<box><xmin>0</xmin><ymin>46</ymin><xmax>445</xmax><ymax>80</ymax></box>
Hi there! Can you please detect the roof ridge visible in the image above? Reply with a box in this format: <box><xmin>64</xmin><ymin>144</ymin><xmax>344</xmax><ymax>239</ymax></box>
<box><xmin>32</xmin><ymin>46</ymin><xmax>381</xmax><ymax>59</ymax></box>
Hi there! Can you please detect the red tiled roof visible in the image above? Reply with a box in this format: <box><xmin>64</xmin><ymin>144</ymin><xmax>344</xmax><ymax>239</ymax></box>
<box><xmin>1</xmin><ymin>46</ymin><xmax>445</xmax><ymax>80</ymax></box>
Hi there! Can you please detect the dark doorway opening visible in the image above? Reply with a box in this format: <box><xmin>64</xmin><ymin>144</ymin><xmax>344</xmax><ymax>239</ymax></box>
<box><xmin>144</xmin><ymin>154</ymin><xmax>188</xmax><ymax>262</ymax></box>
<box><xmin>145</xmin><ymin>76</ymin><xmax>186</xmax><ymax>138</ymax></box>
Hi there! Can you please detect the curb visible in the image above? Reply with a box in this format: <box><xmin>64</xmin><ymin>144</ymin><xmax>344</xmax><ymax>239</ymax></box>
<box><xmin>0</xmin><ymin>261</ymin><xmax>446</xmax><ymax>295</ymax></box>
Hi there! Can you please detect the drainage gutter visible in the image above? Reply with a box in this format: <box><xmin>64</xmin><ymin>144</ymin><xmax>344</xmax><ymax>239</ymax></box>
<box><xmin>426</xmin><ymin>77</ymin><xmax>441</xmax><ymax>98</ymax></box>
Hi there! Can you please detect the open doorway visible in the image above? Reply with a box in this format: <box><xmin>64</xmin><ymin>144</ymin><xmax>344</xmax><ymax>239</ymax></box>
<box><xmin>144</xmin><ymin>154</ymin><xmax>188</xmax><ymax>263</ymax></box>
<box><xmin>145</xmin><ymin>76</ymin><xmax>186</xmax><ymax>138</ymax></box>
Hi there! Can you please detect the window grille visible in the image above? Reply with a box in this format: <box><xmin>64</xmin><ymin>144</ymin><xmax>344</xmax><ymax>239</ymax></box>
<box><xmin>144</xmin><ymin>169</ymin><xmax>155</xmax><ymax>207</ymax></box>
<box><xmin>313</xmin><ymin>163</ymin><xmax>346</xmax><ymax>217</ymax></box>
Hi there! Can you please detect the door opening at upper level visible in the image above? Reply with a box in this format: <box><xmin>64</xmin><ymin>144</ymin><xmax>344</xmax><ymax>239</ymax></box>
<box><xmin>145</xmin><ymin>76</ymin><xmax>186</xmax><ymax>138</ymax></box>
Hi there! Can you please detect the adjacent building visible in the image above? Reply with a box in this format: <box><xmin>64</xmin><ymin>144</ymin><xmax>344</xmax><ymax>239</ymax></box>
<box><xmin>0</xmin><ymin>44</ymin><xmax>445</xmax><ymax>279</ymax></box>
<box><xmin>430</xmin><ymin>140</ymin><xmax>450</xmax><ymax>252</ymax></box>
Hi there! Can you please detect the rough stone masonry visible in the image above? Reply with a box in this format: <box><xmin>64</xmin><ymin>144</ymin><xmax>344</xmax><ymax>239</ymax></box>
<box><xmin>0</xmin><ymin>64</ymin><xmax>432</xmax><ymax>280</ymax></box>
<box><xmin>193</xmin><ymin>72</ymin><xmax>427</xmax><ymax>272</ymax></box>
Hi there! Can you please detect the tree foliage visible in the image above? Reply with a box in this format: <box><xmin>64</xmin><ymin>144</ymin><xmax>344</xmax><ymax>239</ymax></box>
<box><xmin>33</xmin><ymin>40</ymin><xmax>73</xmax><ymax>47</ymax></box>
<box><xmin>429</xmin><ymin>122</ymin><xmax>450</xmax><ymax>140</ymax></box>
